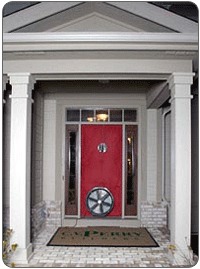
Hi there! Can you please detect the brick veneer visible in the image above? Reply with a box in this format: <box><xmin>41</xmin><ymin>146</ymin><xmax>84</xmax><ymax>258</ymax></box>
<box><xmin>31</xmin><ymin>200</ymin><xmax>168</xmax><ymax>239</ymax></box>
<box><xmin>31</xmin><ymin>200</ymin><xmax>62</xmax><ymax>239</ymax></box>
<box><xmin>141</xmin><ymin>201</ymin><xmax>167</xmax><ymax>228</ymax></box>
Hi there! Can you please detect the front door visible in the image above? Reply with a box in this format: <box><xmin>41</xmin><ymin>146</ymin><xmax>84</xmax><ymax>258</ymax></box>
<box><xmin>81</xmin><ymin>125</ymin><xmax>122</xmax><ymax>217</ymax></box>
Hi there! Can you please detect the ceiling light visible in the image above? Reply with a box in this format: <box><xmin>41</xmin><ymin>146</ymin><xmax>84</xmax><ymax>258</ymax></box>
<box><xmin>96</xmin><ymin>113</ymin><xmax>108</xmax><ymax>122</ymax></box>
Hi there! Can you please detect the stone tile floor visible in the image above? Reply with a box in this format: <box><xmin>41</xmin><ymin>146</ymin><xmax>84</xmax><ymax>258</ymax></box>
<box><xmin>17</xmin><ymin>226</ymin><xmax>197</xmax><ymax>267</ymax></box>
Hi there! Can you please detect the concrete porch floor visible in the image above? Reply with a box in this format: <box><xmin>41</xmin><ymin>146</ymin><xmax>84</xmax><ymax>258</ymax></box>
<box><xmin>17</xmin><ymin>226</ymin><xmax>197</xmax><ymax>267</ymax></box>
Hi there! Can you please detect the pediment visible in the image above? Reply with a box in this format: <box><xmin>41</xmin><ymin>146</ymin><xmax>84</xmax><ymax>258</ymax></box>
<box><xmin>48</xmin><ymin>12</ymin><xmax>141</xmax><ymax>32</ymax></box>
<box><xmin>11</xmin><ymin>2</ymin><xmax>175</xmax><ymax>33</ymax></box>
<box><xmin>4</xmin><ymin>2</ymin><xmax>197</xmax><ymax>33</ymax></box>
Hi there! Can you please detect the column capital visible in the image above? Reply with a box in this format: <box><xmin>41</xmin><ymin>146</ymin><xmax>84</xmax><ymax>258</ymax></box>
<box><xmin>168</xmin><ymin>72</ymin><xmax>195</xmax><ymax>88</ymax></box>
<box><xmin>9</xmin><ymin>73</ymin><xmax>35</xmax><ymax>100</ymax></box>
<box><xmin>8</xmin><ymin>73</ymin><xmax>35</xmax><ymax>87</ymax></box>
<box><xmin>168</xmin><ymin>73</ymin><xmax>195</xmax><ymax>102</ymax></box>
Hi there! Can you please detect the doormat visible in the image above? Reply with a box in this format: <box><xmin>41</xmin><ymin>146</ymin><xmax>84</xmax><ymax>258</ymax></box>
<box><xmin>47</xmin><ymin>227</ymin><xmax>159</xmax><ymax>247</ymax></box>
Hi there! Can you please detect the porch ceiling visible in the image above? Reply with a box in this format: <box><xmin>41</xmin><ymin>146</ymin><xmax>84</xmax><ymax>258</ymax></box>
<box><xmin>36</xmin><ymin>79</ymin><xmax>158</xmax><ymax>94</ymax></box>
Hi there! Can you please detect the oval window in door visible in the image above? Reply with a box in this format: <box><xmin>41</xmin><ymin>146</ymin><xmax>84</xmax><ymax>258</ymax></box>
<box><xmin>97</xmin><ymin>143</ymin><xmax>107</xmax><ymax>153</ymax></box>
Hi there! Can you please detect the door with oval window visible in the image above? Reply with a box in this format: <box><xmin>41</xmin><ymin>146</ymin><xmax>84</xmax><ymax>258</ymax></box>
<box><xmin>81</xmin><ymin>125</ymin><xmax>122</xmax><ymax>217</ymax></box>
<box><xmin>64</xmin><ymin>109</ymin><xmax>138</xmax><ymax>218</ymax></box>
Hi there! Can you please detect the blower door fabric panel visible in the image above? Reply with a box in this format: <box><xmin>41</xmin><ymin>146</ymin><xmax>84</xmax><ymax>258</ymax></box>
<box><xmin>81</xmin><ymin>125</ymin><xmax>122</xmax><ymax>217</ymax></box>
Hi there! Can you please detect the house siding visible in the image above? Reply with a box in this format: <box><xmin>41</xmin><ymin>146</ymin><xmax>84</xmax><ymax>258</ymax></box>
<box><xmin>31</xmin><ymin>90</ymin><xmax>44</xmax><ymax>206</ymax></box>
<box><xmin>43</xmin><ymin>99</ymin><xmax>57</xmax><ymax>201</ymax></box>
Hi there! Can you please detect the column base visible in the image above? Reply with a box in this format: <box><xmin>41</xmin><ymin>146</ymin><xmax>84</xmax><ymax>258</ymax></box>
<box><xmin>167</xmin><ymin>247</ymin><xmax>195</xmax><ymax>266</ymax></box>
<box><xmin>11</xmin><ymin>243</ymin><xmax>33</xmax><ymax>265</ymax></box>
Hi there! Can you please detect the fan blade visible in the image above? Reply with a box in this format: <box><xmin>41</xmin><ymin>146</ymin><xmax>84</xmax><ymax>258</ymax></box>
<box><xmin>88</xmin><ymin>197</ymin><xmax>98</xmax><ymax>202</ymax></box>
<box><xmin>102</xmin><ymin>193</ymin><xmax>109</xmax><ymax>201</ymax></box>
<box><xmin>90</xmin><ymin>203</ymin><xmax>98</xmax><ymax>211</ymax></box>
<box><xmin>100</xmin><ymin>203</ymin><xmax>104</xmax><ymax>213</ymax></box>
<box><xmin>102</xmin><ymin>201</ymin><xmax>111</xmax><ymax>207</ymax></box>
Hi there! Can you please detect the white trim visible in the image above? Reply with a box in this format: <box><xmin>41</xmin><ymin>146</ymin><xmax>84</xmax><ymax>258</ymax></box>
<box><xmin>78</xmin><ymin>124</ymin><xmax>81</xmax><ymax>219</ymax></box>
<box><xmin>33</xmin><ymin>73</ymin><xmax>171</xmax><ymax>81</ymax></box>
<box><xmin>3</xmin><ymin>2</ymin><xmax>82</xmax><ymax>33</ymax></box>
<box><xmin>137</xmin><ymin>106</ymin><xmax>142</xmax><ymax>221</ymax></box>
<box><xmin>122</xmin><ymin>124</ymin><xmax>125</xmax><ymax>219</ymax></box>
<box><xmin>161</xmin><ymin>107</ymin><xmax>171</xmax><ymax>205</ymax></box>
<box><xmin>3</xmin><ymin>32</ymin><xmax>198</xmax><ymax>43</ymax></box>
<box><xmin>61</xmin><ymin>105</ymin><xmax>67</xmax><ymax>221</ymax></box>
<box><xmin>64</xmin><ymin>107</ymin><xmax>139</xmax><ymax>125</ymax></box>
<box><xmin>12</xmin><ymin>243</ymin><xmax>33</xmax><ymax>264</ymax></box>
<box><xmin>3</xmin><ymin>32</ymin><xmax>197</xmax><ymax>54</ymax></box>
<box><xmin>63</xmin><ymin>106</ymin><xmax>140</xmax><ymax>221</ymax></box>
<box><xmin>108</xmin><ymin>2</ymin><xmax>198</xmax><ymax>33</ymax></box>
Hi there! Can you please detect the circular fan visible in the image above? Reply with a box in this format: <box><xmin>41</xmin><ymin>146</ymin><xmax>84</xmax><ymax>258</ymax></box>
<box><xmin>86</xmin><ymin>187</ymin><xmax>114</xmax><ymax>217</ymax></box>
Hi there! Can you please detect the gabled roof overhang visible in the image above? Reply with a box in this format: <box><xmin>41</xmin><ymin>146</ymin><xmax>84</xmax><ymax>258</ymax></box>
<box><xmin>3</xmin><ymin>2</ymin><xmax>198</xmax><ymax>78</ymax></box>
<box><xmin>3</xmin><ymin>32</ymin><xmax>198</xmax><ymax>52</ymax></box>
<box><xmin>3</xmin><ymin>2</ymin><xmax>198</xmax><ymax>33</ymax></box>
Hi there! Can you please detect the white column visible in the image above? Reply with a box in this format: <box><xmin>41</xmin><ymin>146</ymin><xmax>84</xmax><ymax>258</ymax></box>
<box><xmin>168</xmin><ymin>72</ymin><xmax>194</xmax><ymax>263</ymax></box>
<box><xmin>9</xmin><ymin>73</ymin><xmax>35</xmax><ymax>264</ymax></box>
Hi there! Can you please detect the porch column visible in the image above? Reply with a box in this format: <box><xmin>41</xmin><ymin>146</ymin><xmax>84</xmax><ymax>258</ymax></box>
<box><xmin>9</xmin><ymin>73</ymin><xmax>35</xmax><ymax>264</ymax></box>
<box><xmin>168</xmin><ymin>72</ymin><xmax>194</xmax><ymax>261</ymax></box>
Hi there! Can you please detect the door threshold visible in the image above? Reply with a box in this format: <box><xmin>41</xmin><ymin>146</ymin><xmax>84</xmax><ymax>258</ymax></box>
<box><xmin>62</xmin><ymin>218</ymin><xmax>141</xmax><ymax>227</ymax></box>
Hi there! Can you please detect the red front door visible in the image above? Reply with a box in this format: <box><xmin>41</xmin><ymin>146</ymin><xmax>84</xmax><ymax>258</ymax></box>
<box><xmin>81</xmin><ymin>125</ymin><xmax>122</xmax><ymax>217</ymax></box>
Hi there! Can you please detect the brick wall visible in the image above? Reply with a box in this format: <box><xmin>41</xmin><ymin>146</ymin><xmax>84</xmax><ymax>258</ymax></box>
<box><xmin>141</xmin><ymin>201</ymin><xmax>167</xmax><ymax>228</ymax></box>
<box><xmin>31</xmin><ymin>201</ymin><xmax>46</xmax><ymax>240</ymax></box>
<box><xmin>31</xmin><ymin>200</ymin><xmax>62</xmax><ymax>239</ymax></box>
<box><xmin>31</xmin><ymin>200</ymin><xmax>167</xmax><ymax>239</ymax></box>
<box><xmin>45</xmin><ymin>200</ymin><xmax>62</xmax><ymax>228</ymax></box>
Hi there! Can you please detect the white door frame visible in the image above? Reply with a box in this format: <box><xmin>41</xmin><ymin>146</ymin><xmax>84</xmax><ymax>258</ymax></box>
<box><xmin>62</xmin><ymin>105</ymin><xmax>142</xmax><ymax>227</ymax></box>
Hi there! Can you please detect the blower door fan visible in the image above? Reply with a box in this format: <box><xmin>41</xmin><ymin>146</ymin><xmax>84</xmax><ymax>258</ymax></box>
<box><xmin>86</xmin><ymin>187</ymin><xmax>114</xmax><ymax>217</ymax></box>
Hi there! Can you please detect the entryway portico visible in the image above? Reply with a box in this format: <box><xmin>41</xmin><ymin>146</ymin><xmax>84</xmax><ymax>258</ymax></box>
<box><xmin>3</xmin><ymin>2</ymin><xmax>198</xmax><ymax>266</ymax></box>
<box><xmin>4</xmin><ymin>71</ymin><xmax>195</xmax><ymax>264</ymax></box>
